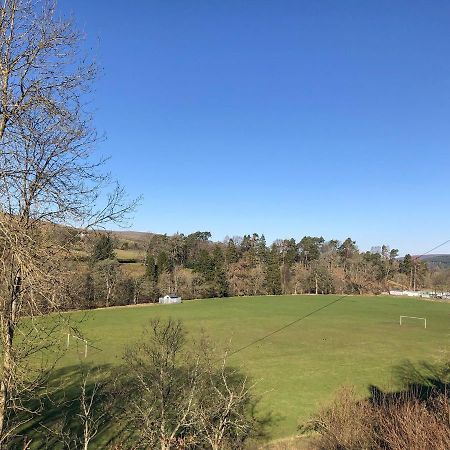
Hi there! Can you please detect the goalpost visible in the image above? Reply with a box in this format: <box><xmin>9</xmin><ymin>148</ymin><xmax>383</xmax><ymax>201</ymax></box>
<box><xmin>399</xmin><ymin>315</ymin><xmax>427</xmax><ymax>329</ymax></box>
<box><xmin>66</xmin><ymin>333</ymin><xmax>88</xmax><ymax>358</ymax></box>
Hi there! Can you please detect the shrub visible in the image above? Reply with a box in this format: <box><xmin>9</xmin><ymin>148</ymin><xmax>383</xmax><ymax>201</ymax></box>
<box><xmin>302</xmin><ymin>380</ymin><xmax>450</xmax><ymax>450</ymax></box>
<box><xmin>300</xmin><ymin>386</ymin><xmax>376</xmax><ymax>450</ymax></box>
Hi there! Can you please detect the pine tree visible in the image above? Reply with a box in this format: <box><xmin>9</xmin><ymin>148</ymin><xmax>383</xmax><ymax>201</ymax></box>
<box><xmin>226</xmin><ymin>239</ymin><xmax>239</xmax><ymax>264</ymax></box>
<box><xmin>211</xmin><ymin>246</ymin><xmax>228</xmax><ymax>297</ymax></box>
<box><xmin>257</xmin><ymin>234</ymin><xmax>268</xmax><ymax>263</ymax></box>
<box><xmin>145</xmin><ymin>255</ymin><xmax>159</xmax><ymax>286</ymax></box>
<box><xmin>265</xmin><ymin>245</ymin><xmax>282</xmax><ymax>295</ymax></box>
<box><xmin>92</xmin><ymin>234</ymin><xmax>116</xmax><ymax>262</ymax></box>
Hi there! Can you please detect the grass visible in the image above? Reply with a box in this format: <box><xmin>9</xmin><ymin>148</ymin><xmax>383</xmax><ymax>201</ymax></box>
<box><xmin>120</xmin><ymin>261</ymin><xmax>146</xmax><ymax>277</ymax></box>
<box><xmin>114</xmin><ymin>248</ymin><xmax>145</xmax><ymax>262</ymax></box>
<box><xmin>60</xmin><ymin>295</ymin><xmax>449</xmax><ymax>441</ymax></box>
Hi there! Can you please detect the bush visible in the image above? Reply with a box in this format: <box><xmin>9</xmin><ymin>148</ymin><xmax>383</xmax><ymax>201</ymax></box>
<box><xmin>300</xmin><ymin>386</ymin><xmax>376</xmax><ymax>450</ymax></box>
<box><xmin>375</xmin><ymin>392</ymin><xmax>449</xmax><ymax>450</ymax></box>
<box><xmin>302</xmin><ymin>370</ymin><xmax>450</xmax><ymax>450</ymax></box>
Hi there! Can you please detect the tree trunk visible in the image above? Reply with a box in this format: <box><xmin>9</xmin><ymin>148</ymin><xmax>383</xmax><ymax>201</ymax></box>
<box><xmin>83</xmin><ymin>426</ymin><xmax>90</xmax><ymax>450</ymax></box>
<box><xmin>0</xmin><ymin>269</ymin><xmax>21</xmax><ymax>441</ymax></box>
<box><xmin>106</xmin><ymin>289</ymin><xmax>110</xmax><ymax>307</ymax></box>
<box><xmin>174</xmin><ymin>267</ymin><xmax>178</xmax><ymax>293</ymax></box>
<box><xmin>106</xmin><ymin>279</ymin><xmax>111</xmax><ymax>307</ymax></box>
<box><xmin>0</xmin><ymin>335</ymin><xmax>12</xmax><ymax>440</ymax></box>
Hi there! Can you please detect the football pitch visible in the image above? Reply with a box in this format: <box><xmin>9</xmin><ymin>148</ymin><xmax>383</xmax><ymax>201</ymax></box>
<box><xmin>62</xmin><ymin>294</ymin><xmax>450</xmax><ymax>440</ymax></box>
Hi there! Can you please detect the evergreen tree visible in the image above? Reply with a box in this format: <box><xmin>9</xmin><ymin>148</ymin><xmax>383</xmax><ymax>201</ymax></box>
<box><xmin>193</xmin><ymin>249</ymin><xmax>215</xmax><ymax>281</ymax></box>
<box><xmin>257</xmin><ymin>234</ymin><xmax>268</xmax><ymax>263</ymax></box>
<box><xmin>211</xmin><ymin>245</ymin><xmax>228</xmax><ymax>297</ymax></box>
<box><xmin>399</xmin><ymin>254</ymin><xmax>413</xmax><ymax>274</ymax></box>
<box><xmin>157</xmin><ymin>251</ymin><xmax>171</xmax><ymax>275</ymax></box>
<box><xmin>282</xmin><ymin>238</ymin><xmax>298</xmax><ymax>267</ymax></box>
<box><xmin>226</xmin><ymin>239</ymin><xmax>239</xmax><ymax>264</ymax></box>
<box><xmin>145</xmin><ymin>255</ymin><xmax>159</xmax><ymax>286</ymax></box>
<box><xmin>298</xmin><ymin>236</ymin><xmax>324</xmax><ymax>266</ymax></box>
<box><xmin>265</xmin><ymin>244</ymin><xmax>282</xmax><ymax>295</ymax></box>
<box><xmin>240</xmin><ymin>235</ymin><xmax>252</xmax><ymax>253</ymax></box>
<box><xmin>92</xmin><ymin>233</ymin><xmax>115</xmax><ymax>262</ymax></box>
<box><xmin>338</xmin><ymin>237</ymin><xmax>358</xmax><ymax>271</ymax></box>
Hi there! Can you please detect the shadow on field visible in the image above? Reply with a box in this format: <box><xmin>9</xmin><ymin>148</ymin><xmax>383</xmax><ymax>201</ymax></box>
<box><xmin>299</xmin><ymin>358</ymin><xmax>450</xmax><ymax>450</ymax></box>
<box><xmin>14</xmin><ymin>363</ymin><xmax>128</xmax><ymax>449</ymax></box>
<box><xmin>14</xmin><ymin>362</ymin><xmax>276</xmax><ymax>449</ymax></box>
<box><xmin>369</xmin><ymin>358</ymin><xmax>450</xmax><ymax>405</ymax></box>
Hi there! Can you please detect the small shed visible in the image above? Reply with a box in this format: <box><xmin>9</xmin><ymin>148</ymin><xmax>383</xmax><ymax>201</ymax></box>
<box><xmin>159</xmin><ymin>294</ymin><xmax>182</xmax><ymax>305</ymax></box>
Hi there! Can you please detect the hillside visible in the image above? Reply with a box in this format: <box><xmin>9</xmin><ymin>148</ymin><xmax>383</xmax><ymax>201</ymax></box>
<box><xmin>418</xmin><ymin>254</ymin><xmax>450</xmax><ymax>269</ymax></box>
<box><xmin>110</xmin><ymin>229</ymin><xmax>154</xmax><ymax>244</ymax></box>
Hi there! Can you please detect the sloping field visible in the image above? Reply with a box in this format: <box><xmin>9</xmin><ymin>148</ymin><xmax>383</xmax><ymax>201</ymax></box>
<box><xmin>62</xmin><ymin>295</ymin><xmax>449</xmax><ymax>441</ymax></box>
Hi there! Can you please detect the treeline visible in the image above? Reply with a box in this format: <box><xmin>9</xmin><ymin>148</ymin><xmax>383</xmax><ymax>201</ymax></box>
<box><xmin>64</xmin><ymin>231</ymin><xmax>450</xmax><ymax>309</ymax></box>
<box><xmin>143</xmin><ymin>233</ymin><xmax>427</xmax><ymax>298</ymax></box>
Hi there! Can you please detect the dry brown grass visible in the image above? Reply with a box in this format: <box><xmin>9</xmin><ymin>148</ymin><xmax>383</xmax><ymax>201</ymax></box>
<box><xmin>115</xmin><ymin>248</ymin><xmax>145</xmax><ymax>262</ymax></box>
<box><xmin>120</xmin><ymin>262</ymin><xmax>146</xmax><ymax>277</ymax></box>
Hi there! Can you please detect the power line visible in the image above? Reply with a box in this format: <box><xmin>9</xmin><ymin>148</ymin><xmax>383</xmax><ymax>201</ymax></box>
<box><xmin>228</xmin><ymin>238</ymin><xmax>450</xmax><ymax>358</ymax></box>
<box><xmin>228</xmin><ymin>294</ymin><xmax>347</xmax><ymax>358</ymax></box>
<box><xmin>413</xmin><ymin>239</ymin><xmax>450</xmax><ymax>260</ymax></box>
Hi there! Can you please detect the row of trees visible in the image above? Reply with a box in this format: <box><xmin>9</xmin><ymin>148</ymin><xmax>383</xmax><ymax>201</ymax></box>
<box><xmin>61</xmin><ymin>232</ymin><xmax>449</xmax><ymax>309</ymax></box>
<box><xmin>139</xmin><ymin>233</ymin><xmax>430</xmax><ymax>301</ymax></box>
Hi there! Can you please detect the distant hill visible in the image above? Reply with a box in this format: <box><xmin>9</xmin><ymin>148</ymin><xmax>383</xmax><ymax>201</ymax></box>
<box><xmin>110</xmin><ymin>230</ymin><xmax>154</xmax><ymax>244</ymax></box>
<box><xmin>418</xmin><ymin>254</ymin><xmax>450</xmax><ymax>269</ymax></box>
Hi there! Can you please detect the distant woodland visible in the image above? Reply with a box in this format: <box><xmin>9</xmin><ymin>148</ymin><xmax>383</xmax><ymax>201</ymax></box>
<box><xmin>63</xmin><ymin>230</ymin><xmax>450</xmax><ymax>310</ymax></box>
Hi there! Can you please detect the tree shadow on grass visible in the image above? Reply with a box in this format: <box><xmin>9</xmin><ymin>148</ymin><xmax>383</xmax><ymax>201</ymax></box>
<box><xmin>12</xmin><ymin>363</ymin><xmax>129</xmax><ymax>449</ymax></box>
<box><xmin>298</xmin><ymin>359</ymin><xmax>450</xmax><ymax>450</ymax></box>
<box><xmin>12</xmin><ymin>362</ymin><xmax>277</xmax><ymax>449</ymax></box>
<box><xmin>369</xmin><ymin>359</ymin><xmax>450</xmax><ymax>406</ymax></box>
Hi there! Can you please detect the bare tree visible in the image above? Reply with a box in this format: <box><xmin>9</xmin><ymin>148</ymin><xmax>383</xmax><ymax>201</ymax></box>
<box><xmin>116</xmin><ymin>321</ymin><xmax>262</xmax><ymax>450</ymax></box>
<box><xmin>194</xmin><ymin>348</ymin><xmax>258</xmax><ymax>450</ymax></box>
<box><xmin>0</xmin><ymin>0</ymin><xmax>137</xmax><ymax>444</ymax></box>
<box><xmin>39</xmin><ymin>364</ymin><xmax>111</xmax><ymax>450</ymax></box>
<box><xmin>77</xmin><ymin>367</ymin><xmax>109</xmax><ymax>450</ymax></box>
<box><xmin>131</xmin><ymin>274</ymin><xmax>145</xmax><ymax>304</ymax></box>
<box><xmin>96</xmin><ymin>259</ymin><xmax>120</xmax><ymax>307</ymax></box>
<box><xmin>120</xmin><ymin>320</ymin><xmax>200</xmax><ymax>450</ymax></box>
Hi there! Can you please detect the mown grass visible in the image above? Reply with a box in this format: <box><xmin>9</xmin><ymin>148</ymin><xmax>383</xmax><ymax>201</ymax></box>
<box><xmin>57</xmin><ymin>294</ymin><xmax>449</xmax><ymax>441</ymax></box>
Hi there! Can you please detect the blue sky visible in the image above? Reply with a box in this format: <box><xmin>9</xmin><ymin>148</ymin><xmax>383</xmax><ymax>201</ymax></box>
<box><xmin>60</xmin><ymin>1</ymin><xmax>450</xmax><ymax>255</ymax></box>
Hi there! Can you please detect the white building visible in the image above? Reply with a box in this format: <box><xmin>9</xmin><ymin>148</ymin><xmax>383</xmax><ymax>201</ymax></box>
<box><xmin>159</xmin><ymin>294</ymin><xmax>182</xmax><ymax>304</ymax></box>
<box><xmin>389</xmin><ymin>290</ymin><xmax>450</xmax><ymax>299</ymax></box>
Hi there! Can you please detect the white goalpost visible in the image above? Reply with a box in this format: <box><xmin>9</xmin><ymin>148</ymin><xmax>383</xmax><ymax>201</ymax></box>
<box><xmin>66</xmin><ymin>333</ymin><xmax>89</xmax><ymax>358</ymax></box>
<box><xmin>399</xmin><ymin>315</ymin><xmax>427</xmax><ymax>329</ymax></box>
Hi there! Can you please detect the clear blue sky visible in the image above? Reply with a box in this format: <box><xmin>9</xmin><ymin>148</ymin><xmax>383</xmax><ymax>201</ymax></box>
<box><xmin>60</xmin><ymin>0</ymin><xmax>450</xmax><ymax>255</ymax></box>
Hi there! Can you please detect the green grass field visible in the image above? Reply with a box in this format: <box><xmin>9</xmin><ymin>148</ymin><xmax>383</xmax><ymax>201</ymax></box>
<box><xmin>61</xmin><ymin>295</ymin><xmax>449</xmax><ymax>440</ymax></box>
